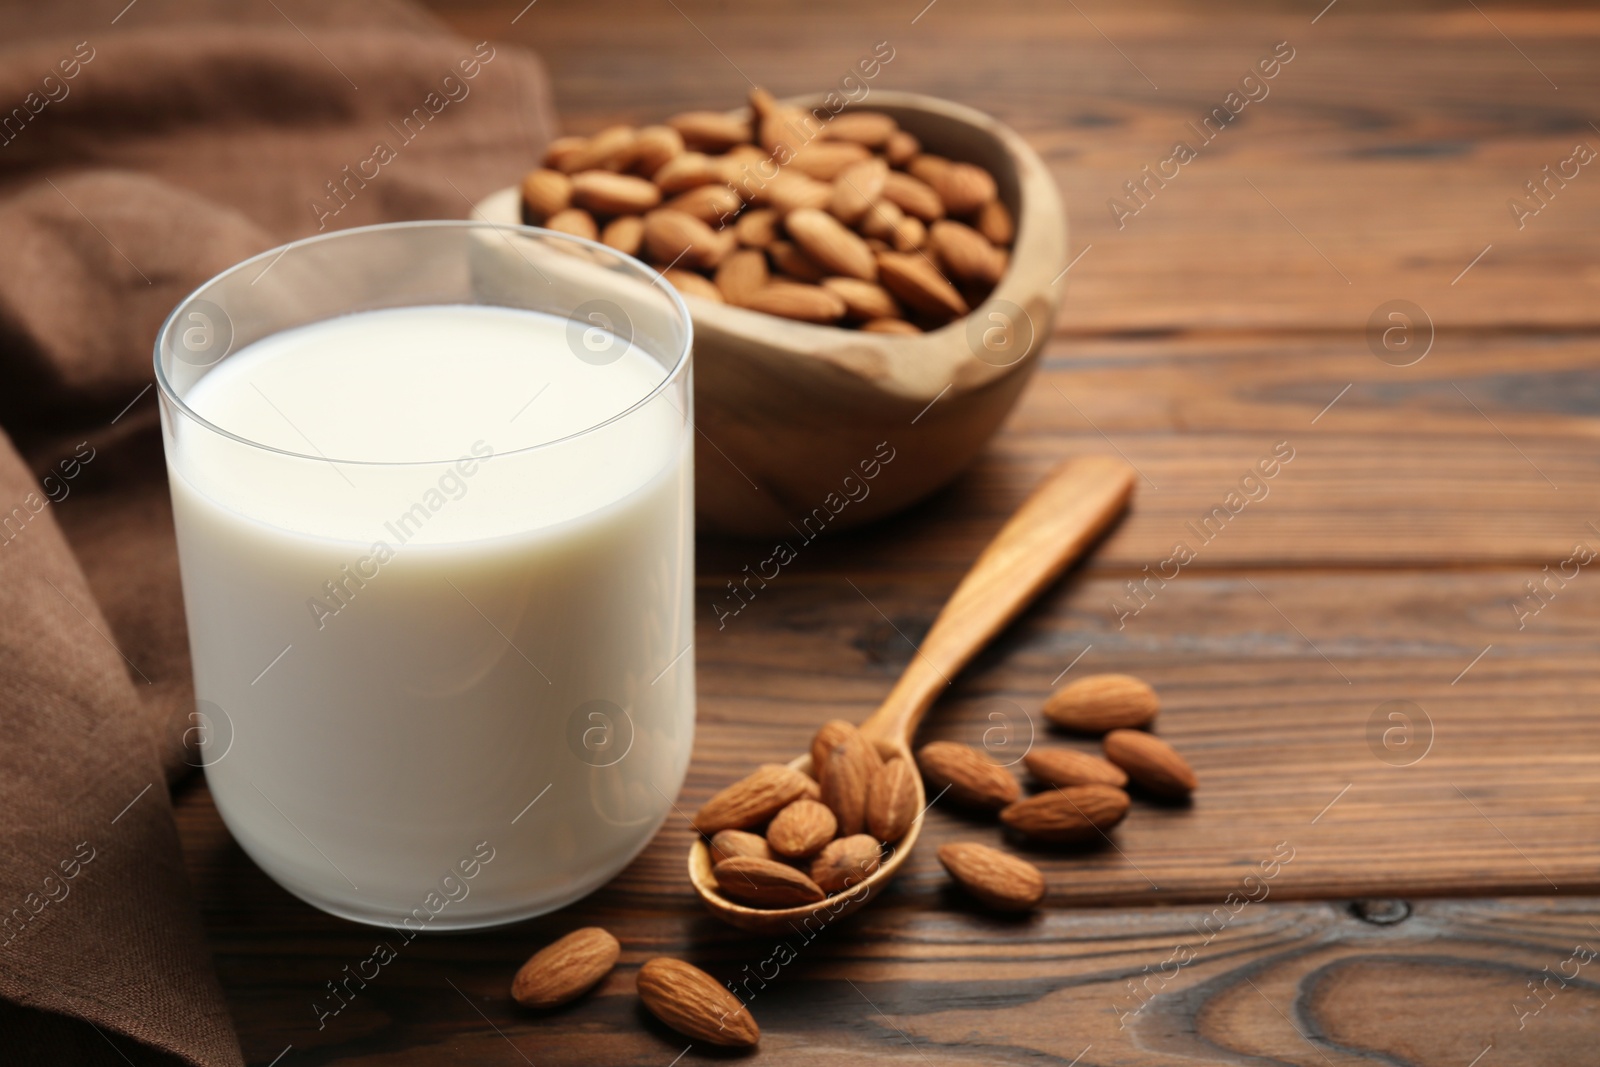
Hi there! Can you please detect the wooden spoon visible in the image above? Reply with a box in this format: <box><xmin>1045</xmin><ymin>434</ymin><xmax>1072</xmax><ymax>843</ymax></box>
<box><xmin>688</xmin><ymin>456</ymin><xmax>1137</xmax><ymax>931</ymax></box>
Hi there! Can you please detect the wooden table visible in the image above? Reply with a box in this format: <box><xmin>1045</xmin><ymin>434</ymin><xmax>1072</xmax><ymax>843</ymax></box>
<box><xmin>175</xmin><ymin>1</ymin><xmax>1600</xmax><ymax>1062</ymax></box>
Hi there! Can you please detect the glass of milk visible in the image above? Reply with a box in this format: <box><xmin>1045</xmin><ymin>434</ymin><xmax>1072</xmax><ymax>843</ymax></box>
<box><xmin>154</xmin><ymin>222</ymin><xmax>694</xmax><ymax>929</ymax></box>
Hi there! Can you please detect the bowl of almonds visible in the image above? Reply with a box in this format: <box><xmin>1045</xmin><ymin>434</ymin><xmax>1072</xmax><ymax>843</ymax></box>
<box><xmin>472</xmin><ymin>89</ymin><xmax>1067</xmax><ymax>537</ymax></box>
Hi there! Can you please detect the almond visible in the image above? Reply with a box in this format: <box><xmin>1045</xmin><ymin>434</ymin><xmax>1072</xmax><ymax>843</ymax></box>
<box><xmin>713</xmin><ymin>856</ymin><xmax>826</xmax><ymax>907</ymax></box>
<box><xmin>810</xmin><ymin>834</ymin><xmax>881</xmax><ymax>894</ymax></box>
<box><xmin>761</xmin><ymin>172</ymin><xmax>833</xmax><ymax>213</ymax></box>
<box><xmin>1103</xmin><ymin>729</ymin><xmax>1197</xmax><ymax>798</ymax></box>
<box><xmin>766</xmin><ymin>240</ymin><xmax>827</xmax><ymax>283</ymax></box>
<box><xmin>599</xmin><ymin>215</ymin><xmax>645</xmax><ymax>256</ymax></box>
<box><xmin>511</xmin><ymin>927</ymin><xmax>619</xmax><ymax>1008</ymax></box>
<box><xmin>630</xmin><ymin>124</ymin><xmax>684</xmax><ymax>178</ymax></box>
<box><xmin>938</xmin><ymin>843</ymin><xmax>1046</xmax><ymax>912</ymax></box>
<box><xmin>763</xmin><ymin>762</ymin><xmax>822</xmax><ymax>800</ymax></box>
<box><xmin>830</xmin><ymin>157</ymin><xmax>889</xmax><ymax>225</ymax></box>
<box><xmin>637</xmin><ymin>957</ymin><xmax>760</xmax><ymax>1048</ymax></box>
<box><xmin>544</xmin><ymin>207</ymin><xmax>598</xmax><ymax>242</ymax></box>
<box><xmin>866</xmin><ymin>756</ymin><xmax>918</xmax><ymax>842</ymax></box>
<box><xmin>788</xmin><ymin>140</ymin><xmax>872</xmax><ymax>181</ymax></box>
<box><xmin>758</xmin><ymin>105</ymin><xmax>815</xmax><ymax>156</ymax></box>
<box><xmin>1000</xmin><ymin>784</ymin><xmax>1130</xmax><ymax>843</ymax></box>
<box><xmin>1044</xmin><ymin>674</ymin><xmax>1159</xmax><ymax>734</ymax></box>
<box><xmin>743</xmin><ymin>281</ymin><xmax>846</xmax><ymax>323</ymax></box>
<box><xmin>809</xmin><ymin>719</ymin><xmax>858</xmax><ymax>777</ymax></box>
<box><xmin>766</xmin><ymin>798</ymin><xmax>837</xmax><ymax>858</ymax></box>
<box><xmin>570</xmin><ymin>170</ymin><xmax>662</xmax><ymax>216</ymax></box>
<box><xmin>881</xmin><ymin>171</ymin><xmax>946</xmax><ymax>221</ymax></box>
<box><xmin>709</xmin><ymin>828</ymin><xmax>773</xmax><ymax>863</ymax></box>
<box><xmin>820</xmin><ymin>732</ymin><xmax>882</xmax><ymax>834</ymax></box>
<box><xmin>663</xmin><ymin>268</ymin><xmax>724</xmax><ymax>303</ymax></box>
<box><xmin>520</xmin><ymin>168</ymin><xmax>571</xmax><ymax>222</ymax></box>
<box><xmin>643</xmin><ymin>209</ymin><xmax>733</xmax><ymax>269</ymax></box>
<box><xmin>974</xmin><ymin>199</ymin><xmax>1015</xmax><ymax>247</ymax></box>
<box><xmin>822</xmin><ymin>277</ymin><xmax>900</xmax><ymax>321</ymax></box>
<box><xmin>915</xmin><ymin>741</ymin><xmax>1020</xmax><ymax>810</ymax></box>
<box><xmin>665</xmin><ymin>183</ymin><xmax>743</xmax><ymax>226</ymax></box>
<box><xmin>876</xmin><ymin>252</ymin><xmax>968</xmax><ymax>321</ymax></box>
<box><xmin>667</xmin><ymin>110</ymin><xmax>751</xmax><ymax>152</ymax></box>
<box><xmin>735</xmin><ymin>207</ymin><xmax>781</xmax><ymax>248</ymax></box>
<box><xmin>884</xmin><ymin>129</ymin><xmax>920</xmax><ymax>167</ymax></box>
<box><xmin>542</xmin><ymin>135</ymin><xmax>588</xmax><ymax>171</ymax></box>
<box><xmin>930</xmin><ymin>219</ymin><xmax>1004</xmax><ymax>285</ymax></box>
<box><xmin>714</xmin><ymin>248</ymin><xmax>769</xmax><ymax>306</ymax></box>
<box><xmin>1024</xmin><ymin>748</ymin><xmax>1128</xmax><ymax>790</ymax></box>
<box><xmin>891</xmin><ymin>215</ymin><xmax>927</xmax><ymax>253</ymax></box>
<box><xmin>823</xmin><ymin>110</ymin><xmax>898</xmax><ymax>148</ymax></box>
<box><xmin>558</xmin><ymin>125</ymin><xmax>637</xmax><ymax>173</ymax></box>
<box><xmin>786</xmin><ymin>208</ymin><xmax>877</xmax><ymax>281</ymax></box>
<box><xmin>652</xmin><ymin>151</ymin><xmax>724</xmax><ymax>195</ymax></box>
<box><xmin>748</xmin><ymin>86</ymin><xmax>780</xmax><ymax>119</ymax></box>
<box><xmin>857</xmin><ymin>198</ymin><xmax>906</xmax><ymax>243</ymax></box>
<box><xmin>910</xmin><ymin>156</ymin><xmax>996</xmax><ymax>215</ymax></box>
<box><xmin>693</xmin><ymin>763</ymin><xmax>814</xmax><ymax>834</ymax></box>
<box><xmin>862</xmin><ymin>317</ymin><xmax>920</xmax><ymax>335</ymax></box>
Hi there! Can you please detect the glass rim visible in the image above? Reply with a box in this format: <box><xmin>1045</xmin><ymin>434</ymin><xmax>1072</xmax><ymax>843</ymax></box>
<box><xmin>152</xmin><ymin>219</ymin><xmax>694</xmax><ymax>468</ymax></box>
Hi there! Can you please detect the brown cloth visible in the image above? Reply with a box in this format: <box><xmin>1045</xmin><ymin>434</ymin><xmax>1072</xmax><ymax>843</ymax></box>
<box><xmin>0</xmin><ymin>1</ymin><xmax>556</xmax><ymax>1062</ymax></box>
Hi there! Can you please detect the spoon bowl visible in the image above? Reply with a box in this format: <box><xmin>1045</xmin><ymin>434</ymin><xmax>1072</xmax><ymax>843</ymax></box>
<box><xmin>688</xmin><ymin>456</ymin><xmax>1136</xmax><ymax>930</ymax></box>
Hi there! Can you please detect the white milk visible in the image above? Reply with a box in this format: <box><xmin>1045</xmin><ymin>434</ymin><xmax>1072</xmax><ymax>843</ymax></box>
<box><xmin>166</xmin><ymin>304</ymin><xmax>694</xmax><ymax>928</ymax></box>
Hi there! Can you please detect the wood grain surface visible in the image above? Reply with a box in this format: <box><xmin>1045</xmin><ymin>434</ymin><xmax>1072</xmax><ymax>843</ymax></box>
<box><xmin>173</xmin><ymin>0</ymin><xmax>1600</xmax><ymax>1062</ymax></box>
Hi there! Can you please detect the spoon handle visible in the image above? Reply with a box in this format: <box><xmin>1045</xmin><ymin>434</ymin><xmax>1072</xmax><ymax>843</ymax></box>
<box><xmin>858</xmin><ymin>455</ymin><xmax>1136</xmax><ymax>747</ymax></box>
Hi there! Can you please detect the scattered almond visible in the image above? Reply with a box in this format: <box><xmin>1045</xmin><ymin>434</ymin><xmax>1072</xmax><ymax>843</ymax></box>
<box><xmin>810</xmin><ymin>834</ymin><xmax>882</xmax><ymax>894</ymax></box>
<box><xmin>766</xmin><ymin>798</ymin><xmax>838</xmax><ymax>858</ymax></box>
<box><xmin>865</xmin><ymin>756</ymin><xmax>919</xmax><ymax>842</ymax></box>
<box><xmin>915</xmin><ymin>740</ymin><xmax>1020</xmax><ymax>810</ymax></box>
<box><xmin>1103</xmin><ymin>729</ymin><xmax>1197</xmax><ymax>798</ymax></box>
<box><xmin>938</xmin><ymin>843</ymin><xmax>1046</xmax><ymax>912</ymax></box>
<box><xmin>820</xmin><ymin>732</ymin><xmax>882</xmax><ymax>833</ymax></box>
<box><xmin>511</xmin><ymin>927</ymin><xmax>619</xmax><ymax>1009</ymax></box>
<box><xmin>1024</xmin><ymin>747</ymin><xmax>1128</xmax><ymax>790</ymax></box>
<box><xmin>637</xmin><ymin>957</ymin><xmax>760</xmax><ymax>1047</ymax></box>
<box><xmin>1044</xmin><ymin>674</ymin><xmax>1159</xmax><ymax>734</ymax></box>
<box><xmin>1000</xmin><ymin>784</ymin><xmax>1130</xmax><ymax>843</ymax></box>
<box><xmin>713</xmin><ymin>856</ymin><xmax>826</xmax><ymax>907</ymax></box>
<box><xmin>693</xmin><ymin>763</ymin><xmax>814</xmax><ymax>834</ymax></box>
<box><xmin>709</xmin><ymin>828</ymin><xmax>773</xmax><ymax>864</ymax></box>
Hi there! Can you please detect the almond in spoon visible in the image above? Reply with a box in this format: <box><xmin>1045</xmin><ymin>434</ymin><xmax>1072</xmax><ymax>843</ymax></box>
<box><xmin>713</xmin><ymin>856</ymin><xmax>826</xmax><ymax>907</ymax></box>
<box><xmin>693</xmin><ymin>763</ymin><xmax>814</xmax><ymax>834</ymax></box>
<box><xmin>810</xmin><ymin>834</ymin><xmax>882</xmax><ymax>894</ymax></box>
<box><xmin>766</xmin><ymin>798</ymin><xmax>837</xmax><ymax>858</ymax></box>
<box><xmin>865</xmin><ymin>756</ymin><xmax>918</xmax><ymax>842</ymax></box>
<box><xmin>820</xmin><ymin>732</ymin><xmax>882</xmax><ymax>834</ymax></box>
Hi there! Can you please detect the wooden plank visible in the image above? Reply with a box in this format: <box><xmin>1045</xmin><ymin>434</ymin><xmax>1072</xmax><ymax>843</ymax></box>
<box><xmin>192</xmin><ymin>859</ymin><xmax>1599</xmax><ymax>1066</ymax></box>
<box><xmin>433</xmin><ymin>0</ymin><xmax>1600</xmax><ymax>332</ymax></box>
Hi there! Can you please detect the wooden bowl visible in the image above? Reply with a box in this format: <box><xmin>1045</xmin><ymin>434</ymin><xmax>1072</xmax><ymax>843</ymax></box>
<box><xmin>473</xmin><ymin>91</ymin><xmax>1067</xmax><ymax>537</ymax></box>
